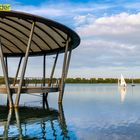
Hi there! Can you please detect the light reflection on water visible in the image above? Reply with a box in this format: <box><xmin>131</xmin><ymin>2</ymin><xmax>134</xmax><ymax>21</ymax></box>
<box><xmin>0</xmin><ymin>84</ymin><xmax>140</xmax><ymax>139</ymax></box>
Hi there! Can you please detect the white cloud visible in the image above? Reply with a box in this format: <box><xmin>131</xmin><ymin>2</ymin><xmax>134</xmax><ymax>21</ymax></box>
<box><xmin>74</xmin><ymin>14</ymin><xmax>96</xmax><ymax>26</ymax></box>
<box><xmin>77</xmin><ymin>13</ymin><xmax>140</xmax><ymax>37</ymax></box>
<box><xmin>6</xmin><ymin>1</ymin><xmax>140</xmax><ymax>77</ymax></box>
<box><xmin>71</xmin><ymin>12</ymin><xmax>140</xmax><ymax>77</ymax></box>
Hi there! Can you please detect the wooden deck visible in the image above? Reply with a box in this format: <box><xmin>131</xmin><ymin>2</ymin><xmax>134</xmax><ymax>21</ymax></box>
<box><xmin>0</xmin><ymin>86</ymin><xmax>59</xmax><ymax>94</ymax></box>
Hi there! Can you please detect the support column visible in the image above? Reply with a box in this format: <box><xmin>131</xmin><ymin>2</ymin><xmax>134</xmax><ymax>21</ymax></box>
<box><xmin>43</xmin><ymin>54</ymin><xmax>46</xmax><ymax>109</ymax></box>
<box><xmin>15</xmin><ymin>22</ymin><xmax>35</xmax><ymax>107</ymax></box>
<box><xmin>5</xmin><ymin>56</ymin><xmax>9</xmax><ymax>107</ymax></box>
<box><xmin>43</xmin><ymin>54</ymin><xmax>46</xmax><ymax>87</ymax></box>
<box><xmin>65</xmin><ymin>48</ymin><xmax>72</xmax><ymax>79</ymax></box>
<box><xmin>0</xmin><ymin>37</ymin><xmax>13</xmax><ymax>108</ymax></box>
<box><xmin>58</xmin><ymin>37</ymin><xmax>69</xmax><ymax>103</ymax></box>
<box><xmin>13</xmin><ymin>57</ymin><xmax>23</xmax><ymax>86</ymax></box>
<box><xmin>5</xmin><ymin>57</ymin><xmax>8</xmax><ymax>76</ymax></box>
<box><xmin>48</xmin><ymin>52</ymin><xmax>59</xmax><ymax>87</ymax></box>
<box><xmin>61</xmin><ymin>48</ymin><xmax>72</xmax><ymax>100</ymax></box>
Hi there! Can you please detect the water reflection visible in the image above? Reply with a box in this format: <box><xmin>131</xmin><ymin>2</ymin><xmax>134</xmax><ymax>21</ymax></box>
<box><xmin>0</xmin><ymin>103</ymin><xmax>70</xmax><ymax>139</ymax></box>
<box><xmin>1</xmin><ymin>84</ymin><xmax>140</xmax><ymax>140</ymax></box>
<box><xmin>118</xmin><ymin>87</ymin><xmax>127</xmax><ymax>102</ymax></box>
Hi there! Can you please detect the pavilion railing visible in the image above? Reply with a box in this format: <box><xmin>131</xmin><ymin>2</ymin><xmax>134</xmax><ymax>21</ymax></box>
<box><xmin>13</xmin><ymin>77</ymin><xmax>61</xmax><ymax>88</ymax></box>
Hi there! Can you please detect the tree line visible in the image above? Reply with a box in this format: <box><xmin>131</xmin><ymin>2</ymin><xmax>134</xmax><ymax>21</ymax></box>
<box><xmin>0</xmin><ymin>76</ymin><xmax>139</xmax><ymax>84</ymax></box>
<box><xmin>65</xmin><ymin>78</ymin><xmax>138</xmax><ymax>83</ymax></box>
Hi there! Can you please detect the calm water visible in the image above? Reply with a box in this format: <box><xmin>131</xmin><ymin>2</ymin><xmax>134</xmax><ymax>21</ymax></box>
<box><xmin>0</xmin><ymin>84</ymin><xmax>140</xmax><ymax>139</ymax></box>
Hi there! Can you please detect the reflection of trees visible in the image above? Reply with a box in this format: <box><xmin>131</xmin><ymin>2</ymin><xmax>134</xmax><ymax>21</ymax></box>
<box><xmin>1</xmin><ymin>103</ymin><xmax>69</xmax><ymax>139</ymax></box>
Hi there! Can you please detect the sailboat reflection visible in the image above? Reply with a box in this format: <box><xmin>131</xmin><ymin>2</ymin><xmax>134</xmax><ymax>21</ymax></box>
<box><xmin>1</xmin><ymin>103</ymin><xmax>70</xmax><ymax>139</ymax></box>
<box><xmin>118</xmin><ymin>87</ymin><xmax>127</xmax><ymax>102</ymax></box>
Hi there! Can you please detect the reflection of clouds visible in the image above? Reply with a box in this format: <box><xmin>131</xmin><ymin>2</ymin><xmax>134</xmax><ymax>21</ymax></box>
<box><xmin>76</xmin><ymin>130</ymin><xmax>133</xmax><ymax>140</ymax></box>
<box><xmin>71</xmin><ymin>117</ymin><xmax>140</xmax><ymax>140</ymax></box>
<box><xmin>71</xmin><ymin>116</ymin><xmax>139</xmax><ymax>130</ymax></box>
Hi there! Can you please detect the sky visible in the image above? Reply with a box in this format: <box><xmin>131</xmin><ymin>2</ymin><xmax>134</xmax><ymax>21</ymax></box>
<box><xmin>1</xmin><ymin>0</ymin><xmax>140</xmax><ymax>78</ymax></box>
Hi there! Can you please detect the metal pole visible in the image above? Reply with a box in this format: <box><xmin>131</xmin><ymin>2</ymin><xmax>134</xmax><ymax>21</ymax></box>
<box><xmin>5</xmin><ymin>57</ymin><xmax>8</xmax><ymax>76</ymax></box>
<box><xmin>13</xmin><ymin>57</ymin><xmax>23</xmax><ymax>86</ymax></box>
<box><xmin>61</xmin><ymin>49</ymin><xmax>72</xmax><ymax>100</ymax></box>
<box><xmin>65</xmin><ymin>49</ymin><xmax>72</xmax><ymax>77</ymax></box>
<box><xmin>43</xmin><ymin>54</ymin><xmax>46</xmax><ymax>87</ymax></box>
<box><xmin>58</xmin><ymin>37</ymin><xmax>69</xmax><ymax>103</ymax></box>
<box><xmin>5</xmin><ymin>56</ymin><xmax>9</xmax><ymax>107</ymax></box>
<box><xmin>0</xmin><ymin>37</ymin><xmax>13</xmax><ymax>108</ymax></box>
<box><xmin>15</xmin><ymin>22</ymin><xmax>35</xmax><ymax>107</ymax></box>
<box><xmin>43</xmin><ymin>54</ymin><xmax>46</xmax><ymax>109</ymax></box>
<box><xmin>48</xmin><ymin>52</ymin><xmax>59</xmax><ymax>87</ymax></box>
<box><xmin>45</xmin><ymin>93</ymin><xmax>49</xmax><ymax>110</ymax></box>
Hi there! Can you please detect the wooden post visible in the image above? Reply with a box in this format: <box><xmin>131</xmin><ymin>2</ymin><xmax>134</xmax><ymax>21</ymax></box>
<box><xmin>58</xmin><ymin>37</ymin><xmax>69</xmax><ymax>103</ymax></box>
<box><xmin>15</xmin><ymin>22</ymin><xmax>35</xmax><ymax>107</ymax></box>
<box><xmin>0</xmin><ymin>37</ymin><xmax>13</xmax><ymax>108</ymax></box>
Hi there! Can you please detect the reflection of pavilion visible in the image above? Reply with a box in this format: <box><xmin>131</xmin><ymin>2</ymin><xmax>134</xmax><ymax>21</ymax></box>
<box><xmin>0</xmin><ymin>103</ymin><xmax>70</xmax><ymax>139</ymax></box>
<box><xmin>119</xmin><ymin>87</ymin><xmax>127</xmax><ymax>102</ymax></box>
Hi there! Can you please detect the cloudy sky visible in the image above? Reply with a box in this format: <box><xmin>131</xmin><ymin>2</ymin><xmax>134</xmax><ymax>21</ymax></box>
<box><xmin>1</xmin><ymin>0</ymin><xmax>140</xmax><ymax>78</ymax></box>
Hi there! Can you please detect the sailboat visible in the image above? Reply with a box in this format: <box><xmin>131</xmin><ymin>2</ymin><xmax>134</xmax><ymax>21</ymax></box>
<box><xmin>118</xmin><ymin>74</ymin><xmax>127</xmax><ymax>87</ymax></box>
<box><xmin>131</xmin><ymin>79</ymin><xmax>135</xmax><ymax>87</ymax></box>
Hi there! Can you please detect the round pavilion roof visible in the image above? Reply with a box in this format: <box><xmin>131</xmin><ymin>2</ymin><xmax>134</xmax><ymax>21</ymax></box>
<box><xmin>0</xmin><ymin>11</ymin><xmax>80</xmax><ymax>57</ymax></box>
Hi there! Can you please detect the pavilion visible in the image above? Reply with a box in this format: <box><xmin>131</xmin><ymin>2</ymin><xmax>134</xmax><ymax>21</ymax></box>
<box><xmin>0</xmin><ymin>11</ymin><xmax>80</xmax><ymax>108</ymax></box>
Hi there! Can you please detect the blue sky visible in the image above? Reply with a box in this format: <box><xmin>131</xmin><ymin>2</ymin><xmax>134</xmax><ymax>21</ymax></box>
<box><xmin>1</xmin><ymin>0</ymin><xmax>140</xmax><ymax>78</ymax></box>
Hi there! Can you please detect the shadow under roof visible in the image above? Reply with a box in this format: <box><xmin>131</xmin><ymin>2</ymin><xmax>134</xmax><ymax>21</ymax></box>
<box><xmin>0</xmin><ymin>11</ymin><xmax>80</xmax><ymax>57</ymax></box>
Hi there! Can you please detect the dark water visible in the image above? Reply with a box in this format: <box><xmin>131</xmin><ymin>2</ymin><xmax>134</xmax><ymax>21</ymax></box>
<box><xmin>0</xmin><ymin>84</ymin><xmax>140</xmax><ymax>139</ymax></box>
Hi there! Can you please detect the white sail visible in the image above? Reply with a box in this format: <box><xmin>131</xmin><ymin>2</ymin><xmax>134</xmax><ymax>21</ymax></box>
<box><xmin>119</xmin><ymin>74</ymin><xmax>127</xmax><ymax>87</ymax></box>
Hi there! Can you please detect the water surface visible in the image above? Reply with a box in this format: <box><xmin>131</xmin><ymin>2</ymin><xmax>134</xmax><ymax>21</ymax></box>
<box><xmin>0</xmin><ymin>84</ymin><xmax>140</xmax><ymax>140</ymax></box>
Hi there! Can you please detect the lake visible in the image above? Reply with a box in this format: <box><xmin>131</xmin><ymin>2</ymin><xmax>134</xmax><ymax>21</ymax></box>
<box><xmin>0</xmin><ymin>84</ymin><xmax>140</xmax><ymax>140</ymax></box>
